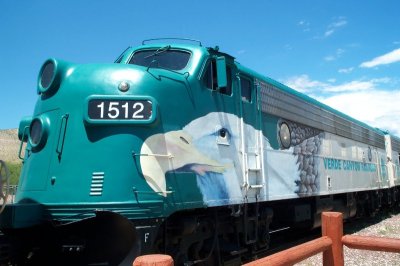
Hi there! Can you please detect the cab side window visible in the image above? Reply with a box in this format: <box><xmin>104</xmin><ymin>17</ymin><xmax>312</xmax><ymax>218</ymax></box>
<box><xmin>220</xmin><ymin>66</ymin><xmax>232</xmax><ymax>95</ymax></box>
<box><xmin>203</xmin><ymin>60</ymin><xmax>217</xmax><ymax>90</ymax></box>
<box><xmin>240</xmin><ymin>77</ymin><xmax>252</xmax><ymax>102</ymax></box>
<box><xmin>202</xmin><ymin>59</ymin><xmax>232</xmax><ymax>96</ymax></box>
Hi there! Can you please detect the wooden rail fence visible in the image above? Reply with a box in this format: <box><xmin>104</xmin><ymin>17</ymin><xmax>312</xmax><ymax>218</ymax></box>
<box><xmin>132</xmin><ymin>212</ymin><xmax>400</xmax><ymax>266</ymax></box>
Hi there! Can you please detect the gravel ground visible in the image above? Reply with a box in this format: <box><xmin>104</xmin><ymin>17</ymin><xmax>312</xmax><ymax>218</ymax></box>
<box><xmin>0</xmin><ymin>129</ymin><xmax>19</xmax><ymax>162</ymax></box>
<box><xmin>295</xmin><ymin>211</ymin><xmax>400</xmax><ymax>266</ymax></box>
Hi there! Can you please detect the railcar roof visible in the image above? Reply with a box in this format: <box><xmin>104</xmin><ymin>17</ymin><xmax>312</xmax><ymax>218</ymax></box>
<box><xmin>236</xmin><ymin>62</ymin><xmax>387</xmax><ymax>137</ymax></box>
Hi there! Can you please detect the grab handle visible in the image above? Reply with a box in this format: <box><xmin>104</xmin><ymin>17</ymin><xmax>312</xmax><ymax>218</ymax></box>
<box><xmin>18</xmin><ymin>126</ymin><xmax>29</xmax><ymax>160</ymax></box>
<box><xmin>56</xmin><ymin>114</ymin><xmax>69</xmax><ymax>158</ymax></box>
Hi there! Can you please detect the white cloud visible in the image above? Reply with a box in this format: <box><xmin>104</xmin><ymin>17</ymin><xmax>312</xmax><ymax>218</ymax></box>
<box><xmin>370</xmin><ymin>77</ymin><xmax>391</xmax><ymax>84</ymax></box>
<box><xmin>324</xmin><ymin>55</ymin><xmax>335</xmax><ymax>61</ymax></box>
<box><xmin>324</xmin><ymin>30</ymin><xmax>335</xmax><ymax>37</ymax></box>
<box><xmin>284</xmin><ymin>74</ymin><xmax>327</xmax><ymax>93</ymax></box>
<box><xmin>298</xmin><ymin>20</ymin><xmax>311</xmax><ymax>32</ymax></box>
<box><xmin>317</xmin><ymin>91</ymin><xmax>400</xmax><ymax>136</ymax></box>
<box><xmin>336</xmin><ymin>49</ymin><xmax>345</xmax><ymax>56</ymax></box>
<box><xmin>283</xmin><ymin>75</ymin><xmax>400</xmax><ymax>136</ymax></box>
<box><xmin>284</xmin><ymin>75</ymin><xmax>389</xmax><ymax>94</ymax></box>
<box><xmin>338</xmin><ymin>67</ymin><xmax>354</xmax><ymax>74</ymax></box>
<box><xmin>324</xmin><ymin>17</ymin><xmax>347</xmax><ymax>37</ymax></box>
<box><xmin>298</xmin><ymin>20</ymin><xmax>306</xmax><ymax>26</ymax></box>
<box><xmin>331</xmin><ymin>20</ymin><xmax>347</xmax><ymax>28</ymax></box>
<box><xmin>324</xmin><ymin>48</ymin><xmax>345</xmax><ymax>61</ymax></box>
<box><xmin>324</xmin><ymin>80</ymin><xmax>375</xmax><ymax>92</ymax></box>
<box><xmin>360</xmin><ymin>48</ymin><xmax>400</xmax><ymax>68</ymax></box>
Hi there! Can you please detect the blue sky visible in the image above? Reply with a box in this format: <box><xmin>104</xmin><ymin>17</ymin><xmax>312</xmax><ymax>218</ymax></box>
<box><xmin>1</xmin><ymin>0</ymin><xmax>400</xmax><ymax>135</ymax></box>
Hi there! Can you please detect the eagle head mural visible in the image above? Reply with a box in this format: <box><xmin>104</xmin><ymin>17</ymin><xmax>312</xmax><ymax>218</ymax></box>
<box><xmin>139</xmin><ymin>112</ymin><xmax>318</xmax><ymax>205</ymax></box>
<box><xmin>140</xmin><ymin>112</ymin><xmax>243</xmax><ymax>205</ymax></box>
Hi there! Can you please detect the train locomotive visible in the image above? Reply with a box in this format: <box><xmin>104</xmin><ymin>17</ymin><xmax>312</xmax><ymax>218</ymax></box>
<box><xmin>0</xmin><ymin>38</ymin><xmax>399</xmax><ymax>265</ymax></box>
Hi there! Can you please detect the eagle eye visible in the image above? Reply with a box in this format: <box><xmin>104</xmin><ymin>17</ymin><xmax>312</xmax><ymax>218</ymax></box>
<box><xmin>215</xmin><ymin>126</ymin><xmax>231</xmax><ymax>145</ymax></box>
<box><xmin>219</xmin><ymin>128</ymin><xmax>227</xmax><ymax>138</ymax></box>
<box><xmin>218</xmin><ymin>128</ymin><xmax>231</xmax><ymax>140</ymax></box>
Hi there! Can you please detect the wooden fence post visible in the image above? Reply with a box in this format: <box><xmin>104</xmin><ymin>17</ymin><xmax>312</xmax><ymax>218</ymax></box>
<box><xmin>243</xmin><ymin>236</ymin><xmax>332</xmax><ymax>266</ymax></box>
<box><xmin>133</xmin><ymin>254</ymin><xmax>173</xmax><ymax>266</ymax></box>
<box><xmin>322</xmin><ymin>212</ymin><xmax>344</xmax><ymax>266</ymax></box>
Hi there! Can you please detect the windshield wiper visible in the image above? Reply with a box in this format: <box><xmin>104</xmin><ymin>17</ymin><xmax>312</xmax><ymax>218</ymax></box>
<box><xmin>144</xmin><ymin>45</ymin><xmax>171</xmax><ymax>59</ymax></box>
<box><xmin>145</xmin><ymin>45</ymin><xmax>171</xmax><ymax>71</ymax></box>
<box><xmin>143</xmin><ymin>45</ymin><xmax>190</xmax><ymax>79</ymax></box>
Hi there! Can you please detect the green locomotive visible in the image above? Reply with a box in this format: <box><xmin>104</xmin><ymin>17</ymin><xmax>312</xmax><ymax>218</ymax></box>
<box><xmin>0</xmin><ymin>38</ymin><xmax>399</xmax><ymax>265</ymax></box>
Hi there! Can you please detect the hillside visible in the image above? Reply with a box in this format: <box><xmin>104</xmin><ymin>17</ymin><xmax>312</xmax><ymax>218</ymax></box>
<box><xmin>0</xmin><ymin>129</ymin><xmax>20</xmax><ymax>163</ymax></box>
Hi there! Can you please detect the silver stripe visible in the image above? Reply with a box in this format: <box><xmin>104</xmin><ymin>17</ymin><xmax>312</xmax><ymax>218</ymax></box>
<box><xmin>257</xmin><ymin>80</ymin><xmax>385</xmax><ymax>149</ymax></box>
<box><xmin>392</xmin><ymin>137</ymin><xmax>400</xmax><ymax>152</ymax></box>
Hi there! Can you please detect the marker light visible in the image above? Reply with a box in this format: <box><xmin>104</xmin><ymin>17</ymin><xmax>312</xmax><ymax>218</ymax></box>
<box><xmin>279</xmin><ymin>122</ymin><xmax>291</xmax><ymax>149</ymax></box>
<box><xmin>29</xmin><ymin>116</ymin><xmax>49</xmax><ymax>152</ymax></box>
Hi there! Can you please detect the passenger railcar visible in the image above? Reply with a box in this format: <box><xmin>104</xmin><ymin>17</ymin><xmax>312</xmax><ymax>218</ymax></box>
<box><xmin>0</xmin><ymin>38</ymin><xmax>399</xmax><ymax>265</ymax></box>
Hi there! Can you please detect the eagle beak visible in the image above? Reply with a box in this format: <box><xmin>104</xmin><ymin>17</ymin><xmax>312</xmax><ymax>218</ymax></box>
<box><xmin>140</xmin><ymin>130</ymin><xmax>225</xmax><ymax>196</ymax></box>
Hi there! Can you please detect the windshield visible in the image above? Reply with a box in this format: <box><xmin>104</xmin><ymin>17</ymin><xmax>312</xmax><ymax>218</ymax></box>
<box><xmin>128</xmin><ymin>49</ymin><xmax>191</xmax><ymax>70</ymax></box>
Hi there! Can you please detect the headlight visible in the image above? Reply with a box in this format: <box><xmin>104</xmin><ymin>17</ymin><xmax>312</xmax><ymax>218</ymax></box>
<box><xmin>40</xmin><ymin>60</ymin><xmax>55</xmax><ymax>89</ymax></box>
<box><xmin>37</xmin><ymin>58</ymin><xmax>64</xmax><ymax>96</ymax></box>
<box><xmin>279</xmin><ymin>122</ymin><xmax>291</xmax><ymax>149</ymax></box>
<box><xmin>30</xmin><ymin>119</ymin><xmax>42</xmax><ymax>145</ymax></box>
<box><xmin>29</xmin><ymin>116</ymin><xmax>49</xmax><ymax>151</ymax></box>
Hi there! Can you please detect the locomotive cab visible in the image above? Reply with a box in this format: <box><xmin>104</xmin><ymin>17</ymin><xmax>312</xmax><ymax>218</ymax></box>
<box><xmin>0</xmin><ymin>41</ymin><xmax>242</xmax><ymax>265</ymax></box>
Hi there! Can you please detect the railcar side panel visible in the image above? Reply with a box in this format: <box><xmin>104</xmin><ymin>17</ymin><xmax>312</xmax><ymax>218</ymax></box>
<box><xmin>385</xmin><ymin>135</ymin><xmax>400</xmax><ymax>186</ymax></box>
<box><xmin>260</xmin><ymin>115</ymin><xmax>388</xmax><ymax>201</ymax></box>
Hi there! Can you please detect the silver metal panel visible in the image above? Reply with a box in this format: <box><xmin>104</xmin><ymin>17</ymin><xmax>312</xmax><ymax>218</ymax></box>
<box><xmin>392</xmin><ymin>137</ymin><xmax>400</xmax><ymax>152</ymax></box>
<box><xmin>257</xmin><ymin>80</ymin><xmax>385</xmax><ymax>149</ymax></box>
